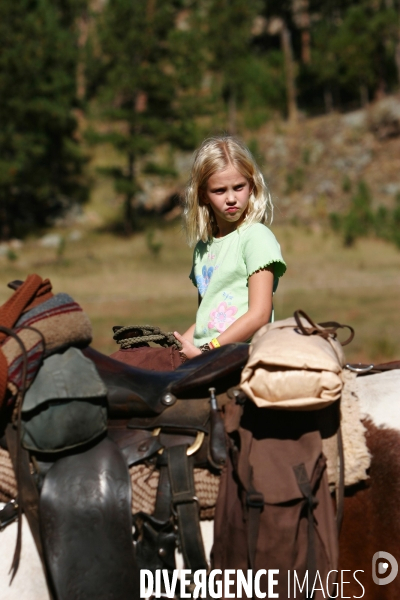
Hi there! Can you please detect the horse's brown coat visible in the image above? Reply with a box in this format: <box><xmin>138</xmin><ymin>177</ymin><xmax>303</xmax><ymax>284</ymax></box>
<box><xmin>339</xmin><ymin>420</ymin><xmax>400</xmax><ymax>599</ymax></box>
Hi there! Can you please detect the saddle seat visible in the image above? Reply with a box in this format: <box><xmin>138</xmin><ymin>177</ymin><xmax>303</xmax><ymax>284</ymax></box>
<box><xmin>84</xmin><ymin>343</ymin><xmax>249</xmax><ymax>418</ymax></box>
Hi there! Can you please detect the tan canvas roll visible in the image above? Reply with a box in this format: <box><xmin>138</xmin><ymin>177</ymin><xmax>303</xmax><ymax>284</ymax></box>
<box><xmin>240</xmin><ymin>315</ymin><xmax>347</xmax><ymax>410</ymax></box>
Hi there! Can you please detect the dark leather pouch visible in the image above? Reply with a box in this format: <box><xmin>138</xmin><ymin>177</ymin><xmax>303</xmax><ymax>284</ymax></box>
<box><xmin>21</xmin><ymin>347</ymin><xmax>107</xmax><ymax>453</ymax></box>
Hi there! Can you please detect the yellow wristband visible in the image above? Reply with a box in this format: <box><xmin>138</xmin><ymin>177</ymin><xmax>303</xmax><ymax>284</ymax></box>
<box><xmin>210</xmin><ymin>338</ymin><xmax>220</xmax><ymax>349</ymax></box>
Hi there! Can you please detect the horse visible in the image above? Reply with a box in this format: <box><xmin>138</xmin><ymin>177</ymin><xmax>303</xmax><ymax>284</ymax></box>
<box><xmin>1</xmin><ymin>350</ymin><xmax>400</xmax><ymax>600</ymax></box>
<box><xmin>337</xmin><ymin>368</ymin><xmax>400</xmax><ymax>599</ymax></box>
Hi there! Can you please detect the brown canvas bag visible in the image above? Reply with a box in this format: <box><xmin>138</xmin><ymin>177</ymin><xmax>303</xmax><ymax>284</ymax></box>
<box><xmin>212</xmin><ymin>400</ymin><xmax>339</xmax><ymax>600</ymax></box>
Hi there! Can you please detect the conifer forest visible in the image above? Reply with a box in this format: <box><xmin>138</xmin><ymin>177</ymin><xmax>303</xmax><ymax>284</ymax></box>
<box><xmin>1</xmin><ymin>0</ymin><xmax>400</xmax><ymax>239</ymax></box>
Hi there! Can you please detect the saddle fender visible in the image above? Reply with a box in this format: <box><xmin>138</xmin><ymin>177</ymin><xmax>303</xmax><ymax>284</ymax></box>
<box><xmin>39</xmin><ymin>436</ymin><xmax>140</xmax><ymax>600</ymax></box>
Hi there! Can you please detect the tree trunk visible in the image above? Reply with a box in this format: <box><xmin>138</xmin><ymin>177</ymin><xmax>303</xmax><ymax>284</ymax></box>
<box><xmin>395</xmin><ymin>4</ymin><xmax>400</xmax><ymax>87</ymax></box>
<box><xmin>227</xmin><ymin>88</ymin><xmax>237</xmax><ymax>135</ymax></box>
<box><xmin>124</xmin><ymin>152</ymin><xmax>135</xmax><ymax>236</ymax></box>
<box><xmin>292</xmin><ymin>0</ymin><xmax>311</xmax><ymax>64</ymax></box>
<box><xmin>301</xmin><ymin>29</ymin><xmax>311</xmax><ymax>64</ymax></box>
<box><xmin>360</xmin><ymin>84</ymin><xmax>369</xmax><ymax>107</ymax></box>
<box><xmin>396</xmin><ymin>41</ymin><xmax>400</xmax><ymax>88</ymax></box>
<box><xmin>281</xmin><ymin>24</ymin><xmax>298</xmax><ymax>124</ymax></box>
<box><xmin>0</xmin><ymin>200</ymin><xmax>10</xmax><ymax>241</ymax></box>
<box><xmin>76</xmin><ymin>11</ymin><xmax>89</xmax><ymax>100</ymax></box>
<box><xmin>324</xmin><ymin>87</ymin><xmax>333</xmax><ymax>113</ymax></box>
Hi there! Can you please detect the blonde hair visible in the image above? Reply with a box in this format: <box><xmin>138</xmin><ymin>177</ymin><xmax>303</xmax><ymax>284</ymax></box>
<box><xmin>183</xmin><ymin>135</ymin><xmax>273</xmax><ymax>246</ymax></box>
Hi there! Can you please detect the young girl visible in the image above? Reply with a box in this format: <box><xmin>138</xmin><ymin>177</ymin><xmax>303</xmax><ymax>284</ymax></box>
<box><xmin>174</xmin><ymin>135</ymin><xmax>286</xmax><ymax>361</ymax></box>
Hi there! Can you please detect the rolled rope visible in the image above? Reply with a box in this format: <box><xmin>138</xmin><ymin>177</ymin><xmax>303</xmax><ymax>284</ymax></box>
<box><xmin>0</xmin><ymin>447</ymin><xmax>17</xmax><ymax>502</ymax></box>
<box><xmin>112</xmin><ymin>325</ymin><xmax>182</xmax><ymax>350</ymax></box>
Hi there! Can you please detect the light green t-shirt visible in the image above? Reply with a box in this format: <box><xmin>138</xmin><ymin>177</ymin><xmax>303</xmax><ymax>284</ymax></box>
<box><xmin>189</xmin><ymin>223</ymin><xmax>286</xmax><ymax>347</ymax></box>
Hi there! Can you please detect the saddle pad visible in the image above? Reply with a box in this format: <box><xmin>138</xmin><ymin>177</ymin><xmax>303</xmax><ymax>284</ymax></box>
<box><xmin>3</xmin><ymin>293</ymin><xmax>93</xmax><ymax>399</ymax></box>
<box><xmin>129</xmin><ymin>464</ymin><xmax>219</xmax><ymax>519</ymax></box>
<box><xmin>321</xmin><ymin>370</ymin><xmax>371</xmax><ymax>488</ymax></box>
<box><xmin>0</xmin><ymin>451</ymin><xmax>219</xmax><ymax>521</ymax></box>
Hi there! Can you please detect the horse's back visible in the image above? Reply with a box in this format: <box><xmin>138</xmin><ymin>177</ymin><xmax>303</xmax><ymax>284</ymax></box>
<box><xmin>0</xmin><ymin>513</ymin><xmax>50</xmax><ymax>600</ymax></box>
<box><xmin>339</xmin><ymin>370</ymin><xmax>400</xmax><ymax>599</ymax></box>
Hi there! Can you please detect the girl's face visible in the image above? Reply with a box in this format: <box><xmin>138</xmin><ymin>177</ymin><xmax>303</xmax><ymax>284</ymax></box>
<box><xmin>203</xmin><ymin>165</ymin><xmax>251</xmax><ymax>237</ymax></box>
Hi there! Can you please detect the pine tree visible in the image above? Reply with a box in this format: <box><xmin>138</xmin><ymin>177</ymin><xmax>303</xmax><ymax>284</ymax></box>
<box><xmin>87</xmin><ymin>0</ymin><xmax>205</xmax><ymax>235</ymax></box>
<box><xmin>332</xmin><ymin>1</ymin><xmax>398</xmax><ymax>102</ymax></box>
<box><xmin>309</xmin><ymin>0</ymin><xmax>399</xmax><ymax>109</ymax></box>
<box><xmin>206</xmin><ymin>0</ymin><xmax>262</xmax><ymax>133</ymax></box>
<box><xmin>0</xmin><ymin>0</ymin><xmax>88</xmax><ymax>240</ymax></box>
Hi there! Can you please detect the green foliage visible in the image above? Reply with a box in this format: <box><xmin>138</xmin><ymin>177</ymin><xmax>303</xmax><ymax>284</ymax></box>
<box><xmin>241</xmin><ymin>52</ymin><xmax>287</xmax><ymax>128</ymax></box>
<box><xmin>310</xmin><ymin>0</ymin><xmax>399</xmax><ymax>104</ymax></box>
<box><xmin>88</xmin><ymin>0</ymin><xmax>205</xmax><ymax>234</ymax></box>
<box><xmin>206</xmin><ymin>0</ymin><xmax>263</xmax><ymax>129</ymax></box>
<box><xmin>4</xmin><ymin>0</ymin><xmax>400</xmax><ymax>242</ymax></box>
<box><xmin>146</xmin><ymin>228</ymin><xmax>163</xmax><ymax>257</ymax></box>
<box><xmin>342</xmin><ymin>175</ymin><xmax>352</xmax><ymax>193</ymax></box>
<box><xmin>0</xmin><ymin>0</ymin><xmax>89</xmax><ymax>240</ymax></box>
<box><xmin>333</xmin><ymin>4</ymin><xmax>397</xmax><ymax>90</ymax></box>
<box><xmin>286</xmin><ymin>167</ymin><xmax>305</xmax><ymax>193</ymax></box>
<box><xmin>330</xmin><ymin>180</ymin><xmax>373</xmax><ymax>246</ymax></box>
<box><xmin>6</xmin><ymin>248</ymin><xmax>18</xmax><ymax>262</ymax></box>
<box><xmin>330</xmin><ymin>183</ymin><xmax>400</xmax><ymax>249</ymax></box>
<box><xmin>374</xmin><ymin>199</ymin><xmax>400</xmax><ymax>249</ymax></box>
<box><xmin>143</xmin><ymin>162</ymin><xmax>178</xmax><ymax>177</ymax></box>
<box><xmin>57</xmin><ymin>236</ymin><xmax>67</xmax><ymax>259</ymax></box>
<box><xmin>302</xmin><ymin>148</ymin><xmax>311</xmax><ymax>166</ymax></box>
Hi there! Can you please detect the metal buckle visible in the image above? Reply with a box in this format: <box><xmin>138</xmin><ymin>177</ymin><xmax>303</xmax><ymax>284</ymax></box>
<box><xmin>187</xmin><ymin>431</ymin><xmax>205</xmax><ymax>456</ymax></box>
<box><xmin>345</xmin><ymin>363</ymin><xmax>374</xmax><ymax>373</ymax></box>
<box><xmin>171</xmin><ymin>495</ymin><xmax>200</xmax><ymax>517</ymax></box>
<box><xmin>151</xmin><ymin>429</ymin><xmax>205</xmax><ymax>456</ymax></box>
<box><xmin>246</xmin><ymin>491</ymin><xmax>264</xmax><ymax>509</ymax></box>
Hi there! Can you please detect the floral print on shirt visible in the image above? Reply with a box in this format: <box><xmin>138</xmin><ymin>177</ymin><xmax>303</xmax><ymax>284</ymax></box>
<box><xmin>196</xmin><ymin>265</ymin><xmax>214</xmax><ymax>295</ymax></box>
<box><xmin>208</xmin><ymin>301</ymin><xmax>238</xmax><ymax>333</ymax></box>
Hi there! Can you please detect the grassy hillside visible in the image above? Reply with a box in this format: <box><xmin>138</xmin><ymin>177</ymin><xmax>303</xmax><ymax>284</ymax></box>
<box><xmin>1</xmin><ymin>223</ymin><xmax>399</xmax><ymax>363</ymax></box>
<box><xmin>2</xmin><ymin>98</ymin><xmax>399</xmax><ymax>363</ymax></box>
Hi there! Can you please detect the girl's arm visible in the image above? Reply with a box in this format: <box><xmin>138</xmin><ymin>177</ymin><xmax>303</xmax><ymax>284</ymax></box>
<box><xmin>175</xmin><ymin>268</ymin><xmax>274</xmax><ymax>358</ymax></box>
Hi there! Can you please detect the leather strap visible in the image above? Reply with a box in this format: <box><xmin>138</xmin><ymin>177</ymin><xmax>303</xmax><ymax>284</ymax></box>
<box><xmin>167</xmin><ymin>444</ymin><xmax>208</xmax><ymax>571</ymax></box>
<box><xmin>5</xmin><ymin>424</ymin><xmax>53</xmax><ymax>595</ymax></box>
<box><xmin>207</xmin><ymin>387</ymin><xmax>227</xmax><ymax>470</ymax></box>
<box><xmin>0</xmin><ymin>275</ymin><xmax>43</xmax><ymax>342</ymax></box>
<box><xmin>0</xmin><ymin>275</ymin><xmax>50</xmax><ymax>409</ymax></box>
<box><xmin>234</xmin><ymin>443</ymin><xmax>264</xmax><ymax>598</ymax></box>
<box><xmin>336</xmin><ymin>426</ymin><xmax>345</xmax><ymax>534</ymax></box>
<box><xmin>246</xmin><ymin>486</ymin><xmax>264</xmax><ymax>571</ymax></box>
<box><xmin>293</xmin><ymin>309</ymin><xmax>355</xmax><ymax>346</ymax></box>
<box><xmin>293</xmin><ymin>454</ymin><xmax>327</xmax><ymax>593</ymax></box>
<box><xmin>153</xmin><ymin>464</ymin><xmax>172</xmax><ymax>523</ymax></box>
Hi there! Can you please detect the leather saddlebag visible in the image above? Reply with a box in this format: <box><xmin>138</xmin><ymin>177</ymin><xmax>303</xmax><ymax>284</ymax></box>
<box><xmin>212</xmin><ymin>401</ymin><xmax>338</xmax><ymax>600</ymax></box>
<box><xmin>110</xmin><ymin>346</ymin><xmax>182</xmax><ymax>371</ymax></box>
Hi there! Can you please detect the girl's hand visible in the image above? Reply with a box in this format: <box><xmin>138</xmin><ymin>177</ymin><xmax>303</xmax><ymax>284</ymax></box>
<box><xmin>174</xmin><ymin>331</ymin><xmax>201</xmax><ymax>360</ymax></box>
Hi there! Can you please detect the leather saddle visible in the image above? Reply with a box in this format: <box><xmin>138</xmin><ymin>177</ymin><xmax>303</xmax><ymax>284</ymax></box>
<box><xmin>83</xmin><ymin>343</ymin><xmax>249</xmax><ymax>417</ymax></box>
<box><xmin>7</xmin><ymin>343</ymin><xmax>249</xmax><ymax>600</ymax></box>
